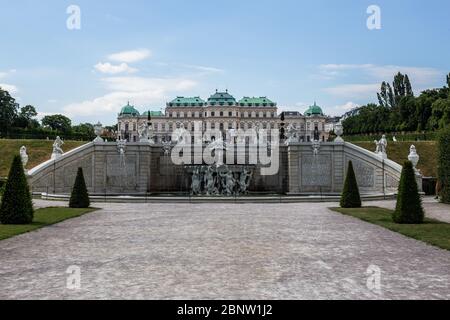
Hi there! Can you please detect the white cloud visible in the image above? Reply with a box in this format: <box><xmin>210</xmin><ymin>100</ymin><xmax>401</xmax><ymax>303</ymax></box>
<box><xmin>182</xmin><ymin>64</ymin><xmax>225</xmax><ymax>74</ymax></box>
<box><xmin>0</xmin><ymin>83</ymin><xmax>19</xmax><ymax>94</ymax></box>
<box><xmin>108</xmin><ymin>49</ymin><xmax>152</xmax><ymax>63</ymax></box>
<box><xmin>63</xmin><ymin>76</ymin><xmax>197</xmax><ymax>117</ymax></box>
<box><xmin>94</xmin><ymin>62</ymin><xmax>137</xmax><ymax>74</ymax></box>
<box><xmin>324</xmin><ymin>84</ymin><xmax>379</xmax><ymax>99</ymax></box>
<box><xmin>329</xmin><ymin>101</ymin><xmax>360</xmax><ymax>116</ymax></box>
<box><xmin>319</xmin><ymin>64</ymin><xmax>443</xmax><ymax>86</ymax></box>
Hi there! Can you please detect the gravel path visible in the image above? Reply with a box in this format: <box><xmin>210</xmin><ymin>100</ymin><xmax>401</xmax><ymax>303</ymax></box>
<box><xmin>0</xmin><ymin>200</ymin><xmax>449</xmax><ymax>300</ymax></box>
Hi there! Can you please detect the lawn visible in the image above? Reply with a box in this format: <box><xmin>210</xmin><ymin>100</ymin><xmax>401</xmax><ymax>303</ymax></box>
<box><xmin>353</xmin><ymin>141</ymin><xmax>438</xmax><ymax>177</ymax></box>
<box><xmin>0</xmin><ymin>207</ymin><xmax>97</xmax><ymax>241</ymax></box>
<box><xmin>0</xmin><ymin>139</ymin><xmax>86</xmax><ymax>178</ymax></box>
<box><xmin>331</xmin><ymin>207</ymin><xmax>450</xmax><ymax>251</ymax></box>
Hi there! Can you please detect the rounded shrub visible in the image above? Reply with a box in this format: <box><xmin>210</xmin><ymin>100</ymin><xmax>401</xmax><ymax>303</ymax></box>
<box><xmin>393</xmin><ymin>161</ymin><xmax>424</xmax><ymax>224</ymax></box>
<box><xmin>0</xmin><ymin>155</ymin><xmax>34</xmax><ymax>224</ymax></box>
<box><xmin>69</xmin><ymin>167</ymin><xmax>90</xmax><ymax>208</ymax></box>
<box><xmin>437</xmin><ymin>126</ymin><xmax>450</xmax><ymax>203</ymax></box>
<box><xmin>340</xmin><ymin>161</ymin><xmax>362</xmax><ymax>208</ymax></box>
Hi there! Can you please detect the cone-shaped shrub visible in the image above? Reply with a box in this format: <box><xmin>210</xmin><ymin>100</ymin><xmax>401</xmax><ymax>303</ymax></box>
<box><xmin>437</xmin><ymin>127</ymin><xmax>450</xmax><ymax>203</ymax></box>
<box><xmin>0</xmin><ymin>155</ymin><xmax>34</xmax><ymax>224</ymax></box>
<box><xmin>69</xmin><ymin>168</ymin><xmax>90</xmax><ymax>208</ymax></box>
<box><xmin>340</xmin><ymin>161</ymin><xmax>362</xmax><ymax>208</ymax></box>
<box><xmin>393</xmin><ymin>161</ymin><xmax>424</xmax><ymax>224</ymax></box>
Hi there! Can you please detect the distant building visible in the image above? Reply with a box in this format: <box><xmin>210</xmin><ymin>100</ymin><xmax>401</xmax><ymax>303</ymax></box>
<box><xmin>325</xmin><ymin>116</ymin><xmax>342</xmax><ymax>133</ymax></box>
<box><xmin>117</xmin><ymin>90</ymin><xmax>329</xmax><ymax>142</ymax></box>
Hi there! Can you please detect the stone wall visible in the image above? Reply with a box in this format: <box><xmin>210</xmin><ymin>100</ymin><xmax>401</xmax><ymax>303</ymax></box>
<box><xmin>28</xmin><ymin>141</ymin><xmax>403</xmax><ymax>195</ymax></box>
<box><xmin>287</xmin><ymin>142</ymin><xmax>402</xmax><ymax>194</ymax></box>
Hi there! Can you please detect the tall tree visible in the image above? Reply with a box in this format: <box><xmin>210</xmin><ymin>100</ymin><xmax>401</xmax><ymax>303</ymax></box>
<box><xmin>377</xmin><ymin>81</ymin><xmax>395</xmax><ymax>108</ymax></box>
<box><xmin>0</xmin><ymin>87</ymin><xmax>19</xmax><ymax>137</ymax></box>
<box><xmin>447</xmin><ymin>73</ymin><xmax>450</xmax><ymax>88</ymax></box>
<box><xmin>42</xmin><ymin>114</ymin><xmax>72</xmax><ymax>133</ymax></box>
<box><xmin>0</xmin><ymin>155</ymin><xmax>34</xmax><ymax>224</ymax></box>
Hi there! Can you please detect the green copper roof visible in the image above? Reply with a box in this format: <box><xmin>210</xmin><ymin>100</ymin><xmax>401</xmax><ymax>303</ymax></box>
<box><xmin>305</xmin><ymin>102</ymin><xmax>324</xmax><ymax>116</ymax></box>
<box><xmin>238</xmin><ymin>97</ymin><xmax>276</xmax><ymax>107</ymax></box>
<box><xmin>119</xmin><ymin>102</ymin><xmax>140</xmax><ymax>116</ymax></box>
<box><xmin>142</xmin><ymin>111</ymin><xmax>164</xmax><ymax>117</ymax></box>
<box><xmin>169</xmin><ymin>96</ymin><xmax>205</xmax><ymax>107</ymax></box>
<box><xmin>207</xmin><ymin>90</ymin><xmax>236</xmax><ymax>105</ymax></box>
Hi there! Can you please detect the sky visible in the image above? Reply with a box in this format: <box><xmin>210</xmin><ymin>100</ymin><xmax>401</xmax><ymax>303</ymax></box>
<box><xmin>1</xmin><ymin>0</ymin><xmax>450</xmax><ymax>125</ymax></box>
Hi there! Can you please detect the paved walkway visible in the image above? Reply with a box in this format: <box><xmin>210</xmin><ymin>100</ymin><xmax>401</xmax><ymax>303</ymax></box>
<box><xmin>0</xmin><ymin>200</ymin><xmax>449</xmax><ymax>300</ymax></box>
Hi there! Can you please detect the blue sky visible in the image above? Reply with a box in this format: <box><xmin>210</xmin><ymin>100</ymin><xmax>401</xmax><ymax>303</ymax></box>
<box><xmin>1</xmin><ymin>0</ymin><xmax>449</xmax><ymax>125</ymax></box>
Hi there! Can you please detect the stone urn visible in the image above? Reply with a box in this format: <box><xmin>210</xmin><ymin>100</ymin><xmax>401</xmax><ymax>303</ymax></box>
<box><xmin>334</xmin><ymin>121</ymin><xmax>344</xmax><ymax>142</ymax></box>
<box><xmin>94</xmin><ymin>122</ymin><xmax>104</xmax><ymax>143</ymax></box>
<box><xmin>408</xmin><ymin>145</ymin><xmax>420</xmax><ymax>170</ymax></box>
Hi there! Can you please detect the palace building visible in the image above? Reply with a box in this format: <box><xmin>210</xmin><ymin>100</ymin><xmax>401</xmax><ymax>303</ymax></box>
<box><xmin>117</xmin><ymin>90</ymin><xmax>329</xmax><ymax>143</ymax></box>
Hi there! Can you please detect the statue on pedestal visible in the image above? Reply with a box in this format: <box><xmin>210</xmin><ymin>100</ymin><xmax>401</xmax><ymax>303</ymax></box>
<box><xmin>20</xmin><ymin>146</ymin><xmax>29</xmax><ymax>173</ymax></box>
<box><xmin>190</xmin><ymin>167</ymin><xmax>202</xmax><ymax>196</ymax></box>
<box><xmin>285</xmin><ymin>124</ymin><xmax>298</xmax><ymax>145</ymax></box>
<box><xmin>51</xmin><ymin>136</ymin><xmax>64</xmax><ymax>160</ymax></box>
<box><xmin>374</xmin><ymin>135</ymin><xmax>388</xmax><ymax>159</ymax></box>
<box><xmin>219</xmin><ymin>166</ymin><xmax>236</xmax><ymax>196</ymax></box>
<box><xmin>238</xmin><ymin>168</ymin><xmax>253</xmax><ymax>195</ymax></box>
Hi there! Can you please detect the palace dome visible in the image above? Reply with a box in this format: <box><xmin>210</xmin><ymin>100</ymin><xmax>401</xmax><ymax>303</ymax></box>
<box><xmin>305</xmin><ymin>102</ymin><xmax>324</xmax><ymax>116</ymax></box>
<box><xmin>119</xmin><ymin>102</ymin><xmax>140</xmax><ymax>116</ymax></box>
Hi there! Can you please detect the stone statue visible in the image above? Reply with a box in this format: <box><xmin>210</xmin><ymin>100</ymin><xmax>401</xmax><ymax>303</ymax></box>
<box><xmin>117</xmin><ymin>139</ymin><xmax>126</xmax><ymax>168</ymax></box>
<box><xmin>312</xmin><ymin>140</ymin><xmax>321</xmax><ymax>157</ymax></box>
<box><xmin>138</xmin><ymin>122</ymin><xmax>154</xmax><ymax>144</ymax></box>
<box><xmin>190</xmin><ymin>167</ymin><xmax>202</xmax><ymax>196</ymax></box>
<box><xmin>51</xmin><ymin>136</ymin><xmax>64</xmax><ymax>159</ymax></box>
<box><xmin>238</xmin><ymin>168</ymin><xmax>253</xmax><ymax>194</ymax></box>
<box><xmin>374</xmin><ymin>135</ymin><xmax>388</xmax><ymax>159</ymax></box>
<box><xmin>219</xmin><ymin>166</ymin><xmax>236</xmax><ymax>196</ymax></box>
<box><xmin>208</xmin><ymin>137</ymin><xmax>227</xmax><ymax>167</ymax></box>
<box><xmin>285</xmin><ymin>124</ymin><xmax>298</xmax><ymax>144</ymax></box>
<box><xmin>408</xmin><ymin>145</ymin><xmax>420</xmax><ymax>172</ymax></box>
<box><xmin>162</xmin><ymin>140</ymin><xmax>172</xmax><ymax>156</ymax></box>
<box><xmin>20</xmin><ymin>146</ymin><xmax>29</xmax><ymax>173</ymax></box>
<box><xmin>204</xmin><ymin>166</ymin><xmax>218</xmax><ymax>195</ymax></box>
<box><xmin>380</xmin><ymin>135</ymin><xmax>388</xmax><ymax>153</ymax></box>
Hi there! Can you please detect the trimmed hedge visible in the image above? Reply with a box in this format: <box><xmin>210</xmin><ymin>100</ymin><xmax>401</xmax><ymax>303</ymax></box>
<box><xmin>0</xmin><ymin>155</ymin><xmax>34</xmax><ymax>224</ymax></box>
<box><xmin>393</xmin><ymin>161</ymin><xmax>424</xmax><ymax>224</ymax></box>
<box><xmin>69</xmin><ymin>168</ymin><xmax>90</xmax><ymax>208</ymax></box>
<box><xmin>340</xmin><ymin>161</ymin><xmax>362</xmax><ymax>208</ymax></box>
<box><xmin>437</xmin><ymin>127</ymin><xmax>450</xmax><ymax>203</ymax></box>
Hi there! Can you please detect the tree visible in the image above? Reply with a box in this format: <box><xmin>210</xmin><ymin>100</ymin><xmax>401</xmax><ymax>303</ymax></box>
<box><xmin>72</xmin><ymin>123</ymin><xmax>94</xmax><ymax>137</ymax></box>
<box><xmin>0</xmin><ymin>87</ymin><xmax>19</xmax><ymax>137</ymax></box>
<box><xmin>42</xmin><ymin>114</ymin><xmax>72</xmax><ymax>133</ymax></box>
<box><xmin>447</xmin><ymin>73</ymin><xmax>450</xmax><ymax>88</ymax></box>
<box><xmin>377</xmin><ymin>81</ymin><xmax>395</xmax><ymax>108</ymax></box>
<box><xmin>340</xmin><ymin>161</ymin><xmax>362</xmax><ymax>208</ymax></box>
<box><xmin>437</xmin><ymin>127</ymin><xmax>450</xmax><ymax>203</ymax></box>
<box><xmin>0</xmin><ymin>155</ymin><xmax>34</xmax><ymax>224</ymax></box>
<box><xmin>13</xmin><ymin>105</ymin><xmax>40</xmax><ymax>129</ymax></box>
<box><xmin>20</xmin><ymin>105</ymin><xmax>38</xmax><ymax>121</ymax></box>
<box><xmin>69</xmin><ymin>168</ymin><xmax>90</xmax><ymax>208</ymax></box>
<box><xmin>393</xmin><ymin>161</ymin><xmax>424</xmax><ymax>224</ymax></box>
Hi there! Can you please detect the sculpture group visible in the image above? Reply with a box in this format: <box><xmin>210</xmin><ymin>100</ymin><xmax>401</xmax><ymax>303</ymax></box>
<box><xmin>189</xmin><ymin>165</ymin><xmax>253</xmax><ymax>196</ymax></box>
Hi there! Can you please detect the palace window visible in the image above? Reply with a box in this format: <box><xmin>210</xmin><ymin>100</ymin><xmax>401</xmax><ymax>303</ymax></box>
<box><xmin>211</xmin><ymin>112</ymin><xmax>215</xmax><ymax>117</ymax></box>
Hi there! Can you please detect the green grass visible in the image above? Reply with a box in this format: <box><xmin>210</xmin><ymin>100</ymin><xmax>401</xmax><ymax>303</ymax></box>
<box><xmin>0</xmin><ymin>139</ymin><xmax>86</xmax><ymax>178</ymax></box>
<box><xmin>353</xmin><ymin>141</ymin><xmax>438</xmax><ymax>177</ymax></box>
<box><xmin>331</xmin><ymin>207</ymin><xmax>450</xmax><ymax>251</ymax></box>
<box><xmin>0</xmin><ymin>207</ymin><xmax>97</xmax><ymax>241</ymax></box>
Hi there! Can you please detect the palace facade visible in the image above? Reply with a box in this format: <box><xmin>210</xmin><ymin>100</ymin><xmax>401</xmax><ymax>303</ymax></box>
<box><xmin>117</xmin><ymin>90</ymin><xmax>329</xmax><ymax>143</ymax></box>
